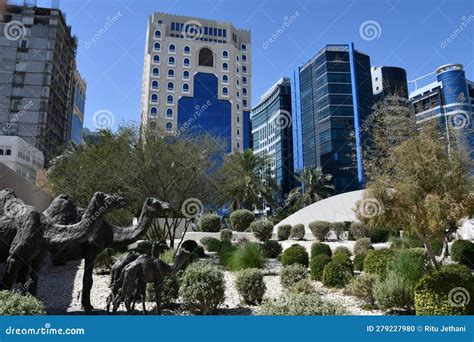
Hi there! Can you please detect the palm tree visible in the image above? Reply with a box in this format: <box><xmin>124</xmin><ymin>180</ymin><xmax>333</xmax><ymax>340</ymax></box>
<box><xmin>291</xmin><ymin>167</ymin><xmax>334</xmax><ymax>208</ymax></box>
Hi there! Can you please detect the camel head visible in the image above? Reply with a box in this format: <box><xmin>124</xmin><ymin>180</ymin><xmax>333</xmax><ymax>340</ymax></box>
<box><xmin>144</xmin><ymin>197</ymin><xmax>170</xmax><ymax>214</ymax></box>
<box><xmin>92</xmin><ymin>192</ymin><xmax>127</xmax><ymax>210</ymax></box>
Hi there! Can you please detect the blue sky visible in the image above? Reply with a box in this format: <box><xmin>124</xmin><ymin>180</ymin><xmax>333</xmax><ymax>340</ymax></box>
<box><xmin>35</xmin><ymin>0</ymin><xmax>474</xmax><ymax>131</ymax></box>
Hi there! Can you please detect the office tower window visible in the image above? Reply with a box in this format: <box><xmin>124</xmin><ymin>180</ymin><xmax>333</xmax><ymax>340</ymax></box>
<box><xmin>242</xmin><ymin>55</ymin><xmax>247</xmax><ymax>62</ymax></box>
<box><xmin>168</xmin><ymin>69</ymin><xmax>175</xmax><ymax>78</ymax></box>
<box><xmin>199</xmin><ymin>48</ymin><xmax>213</xmax><ymax>67</ymax></box>
<box><xmin>183</xmin><ymin>83</ymin><xmax>190</xmax><ymax>92</ymax></box>
<box><xmin>167</xmin><ymin>82</ymin><xmax>174</xmax><ymax>90</ymax></box>
<box><xmin>242</xmin><ymin>66</ymin><xmax>247</xmax><ymax>73</ymax></box>
<box><xmin>150</xmin><ymin>107</ymin><xmax>158</xmax><ymax>116</ymax></box>
<box><xmin>222</xmin><ymin>62</ymin><xmax>228</xmax><ymax>70</ymax></box>
<box><xmin>168</xmin><ymin>56</ymin><xmax>175</xmax><ymax>65</ymax></box>
<box><xmin>169</xmin><ymin>44</ymin><xmax>176</xmax><ymax>52</ymax></box>
<box><xmin>154</xmin><ymin>30</ymin><xmax>161</xmax><ymax>38</ymax></box>
<box><xmin>184</xmin><ymin>45</ymin><xmax>191</xmax><ymax>54</ymax></box>
<box><xmin>222</xmin><ymin>50</ymin><xmax>229</xmax><ymax>58</ymax></box>
<box><xmin>153</xmin><ymin>55</ymin><xmax>160</xmax><ymax>63</ymax></box>
<box><xmin>241</xmin><ymin>44</ymin><xmax>247</xmax><ymax>51</ymax></box>
<box><xmin>152</xmin><ymin>67</ymin><xmax>159</xmax><ymax>76</ymax></box>
<box><xmin>223</xmin><ymin>87</ymin><xmax>229</xmax><ymax>95</ymax></box>
<box><xmin>183</xmin><ymin>70</ymin><xmax>190</xmax><ymax>79</ymax></box>
<box><xmin>154</xmin><ymin>42</ymin><xmax>160</xmax><ymax>51</ymax></box>
<box><xmin>183</xmin><ymin>58</ymin><xmax>190</xmax><ymax>66</ymax></box>
<box><xmin>166</xmin><ymin>108</ymin><xmax>173</xmax><ymax>117</ymax></box>
<box><xmin>223</xmin><ymin>75</ymin><xmax>229</xmax><ymax>83</ymax></box>
<box><xmin>166</xmin><ymin>122</ymin><xmax>173</xmax><ymax>131</ymax></box>
<box><xmin>242</xmin><ymin>76</ymin><xmax>247</xmax><ymax>85</ymax></box>
<box><xmin>167</xmin><ymin>94</ymin><xmax>173</xmax><ymax>103</ymax></box>
<box><xmin>151</xmin><ymin>80</ymin><xmax>159</xmax><ymax>89</ymax></box>
<box><xmin>151</xmin><ymin>94</ymin><xmax>158</xmax><ymax>102</ymax></box>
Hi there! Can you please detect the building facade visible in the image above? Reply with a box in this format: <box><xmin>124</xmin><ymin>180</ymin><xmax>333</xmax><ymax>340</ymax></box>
<box><xmin>251</xmin><ymin>78</ymin><xmax>294</xmax><ymax>201</ymax></box>
<box><xmin>0</xmin><ymin>135</ymin><xmax>44</xmax><ymax>182</ymax></box>
<box><xmin>371</xmin><ymin>66</ymin><xmax>408</xmax><ymax>101</ymax></box>
<box><xmin>140</xmin><ymin>12</ymin><xmax>251</xmax><ymax>153</ymax></box>
<box><xmin>292</xmin><ymin>43</ymin><xmax>374</xmax><ymax>194</ymax></box>
<box><xmin>68</xmin><ymin>70</ymin><xmax>86</xmax><ymax>145</ymax></box>
<box><xmin>0</xmin><ymin>4</ymin><xmax>77</xmax><ymax>162</ymax></box>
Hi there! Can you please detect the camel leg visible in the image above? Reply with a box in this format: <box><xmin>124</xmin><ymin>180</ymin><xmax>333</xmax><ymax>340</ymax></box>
<box><xmin>81</xmin><ymin>251</ymin><xmax>97</xmax><ymax>312</ymax></box>
<box><xmin>16</xmin><ymin>264</ymin><xmax>30</xmax><ymax>294</ymax></box>
<box><xmin>28</xmin><ymin>250</ymin><xmax>47</xmax><ymax>296</ymax></box>
<box><xmin>154</xmin><ymin>282</ymin><xmax>163</xmax><ymax>314</ymax></box>
<box><xmin>0</xmin><ymin>255</ymin><xmax>23</xmax><ymax>290</ymax></box>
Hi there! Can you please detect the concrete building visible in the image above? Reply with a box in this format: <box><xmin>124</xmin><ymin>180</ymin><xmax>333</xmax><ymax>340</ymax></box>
<box><xmin>0</xmin><ymin>135</ymin><xmax>44</xmax><ymax>182</ymax></box>
<box><xmin>140</xmin><ymin>12</ymin><xmax>251</xmax><ymax>152</ymax></box>
<box><xmin>251</xmin><ymin>77</ymin><xmax>294</xmax><ymax>202</ymax></box>
<box><xmin>68</xmin><ymin>70</ymin><xmax>86</xmax><ymax>145</ymax></box>
<box><xmin>293</xmin><ymin>43</ymin><xmax>374</xmax><ymax>194</ymax></box>
<box><xmin>0</xmin><ymin>4</ymin><xmax>77</xmax><ymax>162</ymax></box>
<box><xmin>371</xmin><ymin>66</ymin><xmax>408</xmax><ymax>101</ymax></box>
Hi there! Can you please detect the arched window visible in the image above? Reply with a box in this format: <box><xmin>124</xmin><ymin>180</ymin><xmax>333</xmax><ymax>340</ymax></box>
<box><xmin>168</xmin><ymin>69</ymin><xmax>175</xmax><ymax>78</ymax></box>
<box><xmin>243</xmin><ymin>99</ymin><xmax>248</xmax><ymax>106</ymax></box>
<box><xmin>237</xmin><ymin>92</ymin><xmax>240</xmax><ymax>98</ymax></box>
<box><xmin>167</xmin><ymin>82</ymin><xmax>174</xmax><ymax>90</ymax></box>
<box><xmin>236</xmin><ymin>56</ymin><xmax>240</xmax><ymax>62</ymax></box>
<box><xmin>168</xmin><ymin>56</ymin><xmax>175</xmax><ymax>65</ymax></box>
<box><xmin>183</xmin><ymin>58</ymin><xmax>190</xmax><ymax>66</ymax></box>
<box><xmin>169</xmin><ymin>44</ymin><xmax>176</xmax><ymax>52</ymax></box>
<box><xmin>243</xmin><ymin>66</ymin><xmax>247</xmax><ymax>73</ymax></box>
<box><xmin>183</xmin><ymin>70</ymin><xmax>190</xmax><ymax>79</ymax></box>
<box><xmin>236</xmin><ymin>79</ymin><xmax>240</xmax><ymax>86</ymax></box>
<box><xmin>237</xmin><ymin>129</ymin><xmax>240</xmax><ymax>136</ymax></box>
<box><xmin>153</xmin><ymin>55</ymin><xmax>160</xmax><ymax>63</ymax></box>
<box><xmin>167</xmin><ymin>95</ymin><xmax>173</xmax><ymax>103</ymax></box>
<box><xmin>243</xmin><ymin>88</ymin><xmax>247</xmax><ymax>96</ymax></box>
<box><xmin>151</xmin><ymin>80</ymin><xmax>159</xmax><ymax>89</ymax></box>
<box><xmin>237</xmin><ymin>68</ymin><xmax>240</xmax><ymax>73</ymax></box>
<box><xmin>150</xmin><ymin>107</ymin><xmax>158</xmax><ymax>116</ymax></box>
<box><xmin>237</xmin><ymin>104</ymin><xmax>240</xmax><ymax>110</ymax></box>
<box><xmin>166</xmin><ymin>108</ymin><xmax>173</xmax><ymax>117</ymax></box>
<box><xmin>150</xmin><ymin>121</ymin><xmax>156</xmax><ymax>130</ymax></box>
<box><xmin>154</xmin><ymin>30</ymin><xmax>161</xmax><ymax>38</ymax></box>
<box><xmin>152</xmin><ymin>67</ymin><xmax>159</xmax><ymax>76</ymax></box>
<box><xmin>237</xmin><ymin>116</ymin><xmax>240</xmax><ymax>123</ymax></box>
<box><xmin>222</xmin><ymin>62</ymin><xmax>228</xmax><ymax>70</ymax></box>
<box><xmin>166</xmin><ymin>122</ymin><xmax>173</xmax><ymax>131</ymax></box>
<box><xmin>242</xmin><ymin>54</ymin><xmax>247</xmax><ymax>62</ymax></box>
<box><xmin>222</xmin><ymin>75</ymin><xmax>229</xmax><ymax>83</ymax></box>
<box><xmin>184</xmin><ymin>46</ymin><xmax>191</xmax><ymax>54</ymax></box>
<box><xmin>154</xmin><ymin>42</ymin><xmax>161</xmax><ymax>51</ymax></box>
<box><xmin>151</xmin><ymin>94</ymin><xmax>158</xmax><ymax>102</ymax></box>
<box><xmin>222</xmin><ymin>50</ymin><xmax>229</xmax><ymax>58</ymax></box>
<box><xmin>6</xmin><ymin>149</ymin><xmax>11</xmax><ymax>156</ymax></box>
<box><xmin>0</xmin><ymin>149</ymin><xmax>3</xmax><ymax>155</ymax></box>
<box><xmin>241</xmin><ymin>43</ymin><xmax>247</xmax><ymax>51</ymax></box>
<box><xmin>222</xmin><ymin>87</ymin><xmax>228</xmax><ymax>95</ymax></box>
<box><xmin>242</xmin><ymin>76</ymin><xmax>247</xmax><ymax>84</ymax></box>
<box><xmin>198</xmin><ymin>47</ymin><xmax>213</xmax><ymax>67</ymax></box>
<box><xmin>237</xmin><ymin>142</ymin><xmax>240</xmax><ymax>149</ymax></box>
<box><xmin>183</xmin><ymin>83</ymin><xmax>190</xmax><ymax>92</ymax></box>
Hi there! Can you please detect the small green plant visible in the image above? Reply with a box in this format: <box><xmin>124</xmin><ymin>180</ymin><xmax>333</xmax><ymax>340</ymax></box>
<box><xmin>364</xmin><ymin>248</ymin><xmax>395</xmax><ymax>280</ymax></box>
<box><xmin>146</xmin><ymin>272</ymin><xmax>181</xmax><ymax>307</ymax></box>
<box><xmin>200</xmin><ymin>237</ymin><xmax>221</xmax><ymax>252</ymax></box>
<box><xmin>322</xmin><ymin>261</ymin><xmax>353</xmax><ymax>288</ymax></box>
<box><xmin>353</xmin><ymin>254</ymin><xmax>366</xmax><ymax>271</ymax></box>
<box><xmin>309</xmin><ymin>221</ymin><xmax>332</xmax><ymax>241</ymax></box>
<box><xmin>345</xmin><ymin>273</ymin><xmax>376</xmax><ymax>305</ymax></box>
<box><xmin>179</xmin><ymin>261</ymin><xmax>225</xmax><ymax>314</ymax></box>
<box><xmin>251</xmin><ymin>220</ymin><xmax>274</xmax><ymax>242</ymax></box>
<box><xmin>390</xmin><ymin>248</ymin><xmax>431</xmax><ymax>285</ymax></box>
<box><xmin>230</xmin><ymin>210</ymin><xmax>255</xmax><ymax>232</ymax></box>
<box><xmin>290</xmin><ymin>224</ymin><xmax>305</xmax><ymax>240</ymax></box>
<box><xmin>159</xmin><ymin>248</ymin><xmax>176</xmax><ymax>264</ymax></box>
<box><xmin>373</xmin><ymin>270</ymin><xmax>414</xmax><ymax>310</ymax></box>
<box><xmin>333</xmin><ymin>246</ymin><xmax>351</xmax><ymax>258</ymax></box>
<box><xmin>0</xmin><ymin>291</ymin><xmax>46</xmax><ymax>315</ymax></box>
<box><xmin>331</xmin><ymin>253</ymin><xmax>352</xmax><ymax>271</ymax></box>
<box><xmin>235</xmin><ymin>268</ymin><xmax>266</xmax><ymax>305</ymax></box>
<box><xmin>311</xmin><ymin>242</ymin><xmax>332</xmax><ymax>259</ymax></box>
<box><xmin>277</xmin><ymin>224</ymin><xmax>291</xmax><ymax>240</ymax></box>
<box><xmin>200</xmin><ymin>213</ymin><xmax>221</xmax><ymax>232</ymax></box>
<box><xmin>259</xmin><ymin>293</ymin><xmax>345</xmax><ymax>315</ymax></box>
<box><xmin>262</xmin><ymin>240</ymin><xmax>282</xmax><ymax>258</ymax></box>
<box><xmin>451</xmin><ymin>240</ymin><xmax>474</xmax><ymax>267</ymax></box>
<box><xmin>281</xmin><ymin>244</ymin><xmax>309</xmax><ymax>267</ymax></box>
<box><xmin>217</xmin><ymin>240</ymin><xmax>237</xmax><ymax>267</ymax></box>
<box><xmin>354</xmin><ymin>238</ymin><xmax>373</xmax><ymax>255</ymax></box>
<box><xmin>310</xmin><ymin>254</ymin><xmax>331</xmax><ymax>281</ymax></box>
<box><xmin>350</xmin><ymin>222</ymin><xmax>370</xmax><ymax>239</ymax></box>
<box><xmin>220</xmin><ymin>228</ymin><xmax>233</xmax><ymax>242</ymax></box>
<box><xmin>280</xmin><ymin>264</ymin><xmax>308</xmax><ymax>289</ymax></box>
<box><xmin>291</xmin><ymin>279</ymin><xmax>315</xmax><ymax>294</ymax></box>
<box><xmin>228</xmin><ymin>242</ymin><xmax>265</xmax><ymax>271</ymax></box>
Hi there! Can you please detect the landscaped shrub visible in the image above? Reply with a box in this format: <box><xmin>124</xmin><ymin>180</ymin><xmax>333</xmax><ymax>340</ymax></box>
<box><xmin>228</xmin><ymin>242</ymin><xmax>265</xmax><ymax>271</ymax></box>
<box><xmin>179</xmin><ymin>261</ymin><xmax>225</xmax><ymax>314</ymax></box>
<box><xmin>200</xmin><ymin>237</ymin><xmax>221</xmax><ymax>252</ymax></box>
<box><xmin>309</xmin><ymin>221</ymin><xmax>332</xmax><ymax>241</ymax></box>
<box><xmin>133</xmin><ymin>240</ymin><xmax>153</xmax><ymax>255</ymax></box>
<box><xmin>353</xmin><ymin>254</ymin><xmax>366</xmax><ymax>271</ymax></box>
<box><xmin>262</xmin><ymin>240</ymin><xmax>282</xmax><ymax>258</ymax></box>
<box><xmin>280</xmin><ymin>264</ymin><xmax>308</xmax><ymax>289</ymax></box>
<box><xmin>414</xmin><ymin>269</ymin><xmax>474</xmax><ymax>315</ymax></box>
<box><xmin>451</xmin><ymin>240</ymin><xmax>474</xmax><ymax>267</ymax></box>
<box><xmin>0</xmin><ymin>291</ymin><xmax>46</xmax><ymax>315</ymax></box>
<box><xmin>331</xmin><ymin>253</ymin><xmax>352</xmax><ymax>270</ymax></box>
<box><xmin>310</xmin><ymin>254</ymin><xmax>331</xmax><ymax>281</ymax></box>
<box><xmin>374</xmin><ymin>270</ymin><xmax>414</xmax><ymax>310</ymax></box>
<box><xmin>291</xmin><ymin>279</ymin><xmax>315</xmax><ymax>294</ymax></box>
<box><xmin>441</xmin><ymin>263</ymin><xmax>474</xmax><ymax>283</ymax></box>
<box><xmin>350</xmin><ymin>222</ymin><xmax>370</xmax><ymax>239</ymax></box>
<box><xmin>290</xmin><ymin>224</ymin><xmax>305</xmax><ymax>240</ymax></box>
<box><xmin>281</xmin><ymin>244</ymin><xmax>309</xmax><ymax>267</ymax></box>
<box><xmin>354</xmin><ymin>238</ymin><xmax>373</xmax><ymax>255</ymax></box>
<box><xmin>217</xmin><ymin>240</ymin><xmax>237</xmax><ymax>267</ymax></box>
<box><xmin>159</xmin><ymin>248</ymin><xmax>175</xmax><ymax>264</ymax></box>
<box><xmin>390</xmin><ymin>248</ymin><xmax>431</xmax><ymax>285</ymax></box>
<box><xmin>181</xmin><ymin>240</ymin><xmax>199</xmax><ymax>253</ymax></box>
<box><xmin>251</xmin><ymin>220</ymin><xmax>274</xmax><ymax>242</ymax></box>
<box><xmin>200</xmin><ymin>213</ymin><xmax>221</xmax><ymax>232</ymax></box>
<box><xmin>333</xmin><ymin>246</ymin><xmax>351</xmax><ymax>258</ymax></box>
<box><xmin>230</xmin><ymin>210</ymin><xmax>255</xmax><ymax>232</ymax></box>
<box><xmin>345</xmin><ymin>273</ymin><xmax>376</xmax><ymax>305</ymax></box>
<box><xmin>364</xmin><ymin>249</ymin><xmax>395</xmax><ymax>280</ymax></box>
<box><xmin>311</xmin><ymin>242</ymin><xmax>332</xmax><ymax>259</ymax></box>
<box><xmin>322</xmin><ymin>261</ymin><xmax>353</xmax><ymax>288</ymax></box>
<box><xmin>277</xmin><ymin>224</ymin><xmax>292</xmax><ymax>240</ymax></box>
<box><xmin>370</xmin><ymin>227</ymin><xmax>392</xmax><ymax>243</ymax></box>
<box><xmin>220</xmin><ymin>228</ymin><xmax>233</xmax><ymax>242</ymax></box>
<box><xmin>259</xmin><ymin>293</ymin><xmax>344</xmax><ymax>315</ymax></box>
<box><xmin>235</xmin><ymin>268</ymin><xmax>266</xmax><ymax>305</ymax></box>
<box><xmin>390</xmin><ymin>234</ymin><xmax>443</xmax><ymax>255</ymax></box>
<box><xmin>332</xmin><ymin>222</ymin><xmax>346</xmax><ymax>240</ymax></box>
<box><xmin>146</xmin><ymin>271</ymin><xmax>181</xmax><ymax>307</ymax></box>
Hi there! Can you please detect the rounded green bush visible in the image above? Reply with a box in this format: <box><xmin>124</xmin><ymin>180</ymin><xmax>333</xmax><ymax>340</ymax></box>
<box><xmin>414</xmin><ymin>270</ymin><xmax>474</xmax><ymax>315</ymax></box>
<box><xmin>181</xmin><ymin>240</ymin><xmax>199</xmax><ymax>253</ymax></box>
<box><xmin>310</xmin><ymin>254</ymin><xmax>331</xmax><ymax>281</ymax></box>
<box><xmin>309</xmin><ymin>221</ymin><xmax>332</xmax><ymax>241</ymax></box>
<box><xmin>350</xmin><ymin>222</ymin><xmax>370</xmax><ymax>240</ymax></box>
<box><xmin>333</xmin><ymin>246</ymin><xmax>351</xmax><ymax>258</ymax></box>
<box><xmin>291</xmin><ymin>279</ymin><xmax>315</xmax><ymax>294</ymax></box>
<box><xmin>262</xmin><ymin>240</ymin><xmax>282</xmax><ymax>258</ymax></box>
<box><xmin>311</xmin><ymin>242</ymin><xmax>332</xmax><ymax>259</ymax></box>
<box><xmin>200</xmin><ymin>213</ymin><xmax>221</xmax><ymax>232</ymax></box>
<box><xmin>259</xmin><ymin>292</ymin><xmax>345</xmax><ymax>316</ymax></box>
<box><xmin>280</xmin><ymin>264</ymin><xmax>308</xmax><ymax>289</ymax></box>
<box><xmin>332</xmin><ymin>253</ymin><xmax>352</xmax><ymax>267</ymax></box>
<box><xmin>354</xmin><ymin>238</ymin><xmax>373</xmax><ymax>255</ymax></box>
<box><xmin>0</xmin><ymin>291</ymin><xmax>46</xmax><ymax>315</ymax></box>
<box><xmin>220</xmin><ymin>228</ymin><xmax>233</xmax><ymax>242</ymax></box>
<box><xmin>235</xmin><ymin>268</ymin><xmax>266</xmax><ymax>305</ymax></box>
<box><xmin>251</xmin><ymin>220</ymin><xmax>274</xmax><ymax>242</ymax></box>
<box><xmin>441</xmin><ymin>263</ymin><xmax>474</xmax><ymax>283</ymax></box>
<box><xmin>364</xmin><ymin>248</ymin><xmax>395</xmax><ymax>279</ymax></box>
<box><xmin>451</xmin><ymin>240</ymin><xmax>474</xmax><ymax>267</ymax></box>
<box><xmin>146</xmin><ymin>271</ymin><xmax>181</xmax><ymax>307</ymax></box>
<box><xmin>390</xmin><ymin>248</ymin><xmax>431</xmax><ymax>285</ymax></box>
<box><xmin>281</xmin><ymin>244</ymin><xmax>309</xmax><ymax>267</ymax></box>
<box><xmin>290</xmin><ymin>224</ymin><xmax>305</xmax><ymax>240</ymax></box>
<box><xmin>200</xmin><ymin>237</ymin><xmax>221</xmax><ymax>252</ymax></box>
<box><xmin>322</xmin><ymin>261</ymin><xmax>353</xmax><ymax>288</ymax></box>
<box><xmin>277</xmin><ymin>224</ymin><xmax>291</xmax><ymax>240</ymax></box>
<box><xmin>370</xmin><ymin>227</ymin><xmax>392</xmax><ymax>243</ymax></box>
<box><xmin>353</xmin><ymin>254</ymin><xmax>366</xmax><ymax>271</ymax></box>
<box><xmin>179</xmin><ymin>261</ymin><xmax>225</xmax><ymax>314</ymax></box>
<box><xmin>346</xmin><ymin>273</ymin><xmax>376</xmax><ymax>305</ymax></box>
<box><xmin>230</xmin><ymin>210</ymin><xmax>255</xmax><ymax>232</ymax></box>
<box><xmin>332</xmin><ymin>222</ymin><xmax>346</xmax><ymax>240</ymax></box>
<box><xmin>217</xmin><ymin>240</ymin><xmax>237</xmax><ymax>267</ymax></box>
<box><xmin>228</xmin><ymin>242</ymin><xmax>265</xmax><ymax>271</ymax></box>
<box><xmin>374</xmin><ymin>270</ymin><xmax>414</xmax><ymax>310</ymax></box>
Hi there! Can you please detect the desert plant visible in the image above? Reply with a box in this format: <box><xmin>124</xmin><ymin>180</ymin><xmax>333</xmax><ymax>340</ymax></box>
<box><xmin>0</xmin><ymin>291</ymin><xmax>46</xmax><ymax>315</ymax></box>
<box><xmin>345</xmin><ymin>273</ymin><xmax>376</xmax><ymax>305</ymax></box>
<box><xmin>217</xmin><ymin>240</ymin><xmax>237</xmax><ymax>267</ymax></box>
<box><xmin>146</xmin><ymin>271</ymin><xmax>181</xmax><ymax>307</ymax></box>
<box><xmin>259</xmin><ymin>292</ymin><xmax>345</xmax><ymax>316</ymax></box>
<box><xmin>228</xmin><ymin>242</ymin><xmax>265</xmax><ymax>271</ymax></box>
<box><xmin>322</xmin><ymin>261</ymin><xmax>353</xmax><ymax>288</ymax></box>
<box><xmin>280</xmin><ymin>264</ymin><xmax>308</xmax><ymax>289</ymax></box>
<box><xmin>390</xmin><ymin>248</ymin><xmax>431</xmax><ymax>285</ymax></box>
<box><xmin>332</xmin><ymin>253</ymin><xmax>353</xmax><ymax>270</ymax></box>
<box><xmin>220</xmin><ymin>228</ymin><xmax>233</xmax><ymax>242</ymax></box>
<box><xmin>309</xmin><ymin>221</ymin><xmax>332</xmax><ymax>241</ymax></box>
<box><xmin>159</xmin><ymin>248</ymin><xmax>176</xmax><ymax>264</ymax></box>
<box><xmin>333</xmin><ymin>246</ymin><xmax>351</xmax><ymax>258</ymax></box>
<box><xmin>374</xmin><ymin>270</ymin><xmax>414</xmax><ymax>310</ymax></box>
<box><xmin>353</xmin><ymin>254</ymin><xmax>366</xmax><ymax>271</ymax></box>
<box><xmin>310</xmin><ymin>254</ymin><xmax>331</xmax><ymax>281</ymax></box>
<box><xmin>332</xmin><ymin>222</ymin><xmax>346</xmax><ymax>240</ymax></box>
<box><xmin>277</xmin><ymin>224</ymin><xmax>292</xmax><ymax>240</ymax></box>
<box><xmin>354</xmin><ymin>238</ymin><xmax>373</xmax><ymax>255</ymax></box>
<box><xmin>200</xmin><ymin>213</ymin><xmax>221</xmax><ymax>232</ymax></box>
<box><xmin>350</xmin><ymin>222</ymin><xmax>370</xmax><ymax>239</ymax></box>
<box><xmin>451</xmin><ymin>240</ymin><xmax>474</xmax><ymax>267</ymax></box>
<box><xmin>200</xmin><ymin>237</ymin><xmax>221</xmax><ymax>252</ymax></box>
<box><xmin>179</xmin><ymin>261</ymin><xmax>225</xmax><ymax>314</ymax></box>
<box><xmin>251</xmin><ymin>220</ymin><xmax>274</xmax><ymax>242</ymax></box>
<box><xmin>291</xmin><ymin>279</ymin><xmax>315</xmax><ymax>294</ymax></box>
<box><xmin>290</xmin><ymin>224</ymin><xmax>305</xmax><ymax>240</ymax></box>
<box><xmin>262</xmin><ymin>240</ymin><xmax>282</xmax><ymax>258</ymax></box>
<box><xmin>364</xmin><ymin>249</ymin><xmax>395</xmax><ymax>280</ymax></box>
<box><xmin>441</xmin><ymin>263</ymin><xmax>474</xmax><ymax>283</ymax></box>
<box><xmin>235</xmin><ymin>268</ymin><xmax>266</xmax><ymax>305</ymax></box>
<box><xmin>230</xmin><ymin>210</ymin><xmax>255</xmax><ymax>232</ymax></box>
<box><xmin>281</xmin><ymin>244</ymin><xmax>309</xmax><ymax>267</ymax></box>
<box><xmin>311</xmin><ymin>242</ymin><xmax>332</xmax><ymax>259</ymax></box>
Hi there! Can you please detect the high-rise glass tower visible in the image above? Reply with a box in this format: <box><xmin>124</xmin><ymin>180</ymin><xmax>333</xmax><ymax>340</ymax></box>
<box><xmin>293</xmin><ymin>43</ymin><xmax>374</xmax><ymax>194</ymax></box>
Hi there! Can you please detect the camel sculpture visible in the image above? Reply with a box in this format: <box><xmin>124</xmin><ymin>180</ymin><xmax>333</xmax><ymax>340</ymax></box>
<box><xmin>109</xmin><ymin>249</ymin><xmax>191</xmax><ymax>313</ymax></box>
<box><xmin>45</xmin><ymin>196</ymin><xmax>170</xmax><ymax>311</ymax></box>
<box><xmin>0</xmin><ymin>189</ymin><xmax>126</xmax><ymax>294</ymax></box>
